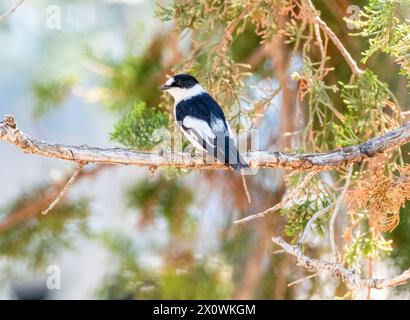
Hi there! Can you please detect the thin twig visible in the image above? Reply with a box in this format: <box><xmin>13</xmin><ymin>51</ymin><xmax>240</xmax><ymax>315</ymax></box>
<box><xmin>305</xmin><ymin>0</ymin><xmax>363</xmax><ymax>75</ymax></box>
<box><xmin>330</xmin><ymin>165</ymin><xmax>354</xmax><ymax>261</ymax></box>
<box><xmin>309</xmin><ymin>2</ymin><xmax>328</xmax><ymax>74</ymax></box>
<box><xmin>298</xmin><ymin>202</ymin><xmax>335</xmax><ymax>244</ymax></box>
<box><xmin>41</xmin><ymin>162</ymin><xmax>87</xmax><ymax>215</ymax></box>
<box><xmin>367</xmin><ymin>257</ymin><xmax>373</xmax><ymax>300</ymax></box>
<box><xmin>314</xmin><ymin>22</ymin><xmax>325</xmax><ymax>59</ymax></box>
<box><xmin>234</xmin><ymin>170</ymin><xmax>319</xmax><ymax>224</ymax></box>
<box><xmin>272</xmin><ymin>236</ymin><xmax>410</xmax><ymax>290</ymax></box>
<box><xmin>272</xmin><ymin>249</ymin><xmax>286</xmax><ymax>255</ymax></box>
<box><xmin>287</xmin><ymin>272</ymin><xmax>318</xmax><ymax>287</ymax></box>
<box><xmin>0</xmin><ymin>0</ymin><xmax>24</xmax><ymax>23</ymax></box>
<box><xmin>0</xmin><ymin>164</ymin><xmax>107</xmax><ymax>233</ymax></box>
<box><xmin>241</xmin><ymin>174</ymin><xmax>252</xmax><ymax>203</ymax></box>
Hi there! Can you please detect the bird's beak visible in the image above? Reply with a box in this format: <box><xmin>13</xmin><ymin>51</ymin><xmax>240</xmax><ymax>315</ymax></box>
<box><xmin>160</xmin><ymin>84</ymin><xmax>171</xmax><ymax>91</ymax></box>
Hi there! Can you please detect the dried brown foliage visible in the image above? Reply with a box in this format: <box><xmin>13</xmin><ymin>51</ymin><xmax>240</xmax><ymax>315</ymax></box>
<box><xmin>348</xmin><ymin>165</ymin><xmax>410</xmax><ymax>233</ymax></box>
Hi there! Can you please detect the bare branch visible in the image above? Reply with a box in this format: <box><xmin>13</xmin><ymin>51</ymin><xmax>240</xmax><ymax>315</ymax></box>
<box><xmin>287</xmin><ymin>272</ymin><xmax>318</xmax><ymax>287</ymax></box>
<box><xmin>330</xmin><ymin>165</ymin><xmax>354</xmax><ymax>261</ymax></box>
<box><xmin>272</xmin><ymin>236</ymin><xmax>410</xmax><ymax>290</ymax></box>
<box><xmin>305</xmin><ymin>0</ymin><xmax>363</xmax><ymax>75</ymax></box>
<box><xmin>234</xmin><ymin>170</ymin><xmax>319</xmax><ymax>224</ymax></box>
<box><xmin>0</xmin><ymin>0</ymin><xmax>24</xmax><ymax>23</ymax></box>
<box><xmin>241</xmin><ymin>174</ymin><xmax>252</xmax><ymax>203</ymax></box>
<box><xmin>0</xmin><ymin>164</ymin><xmax>106</xmax><ymax>233</ymax></box>
<box><xmin>41</xmin><ymin>161</ymin><xmax>87</xmax><ymax>216</ymax></box>
<box><xmin>1</xmin><ymin>115</ymin><xmax>409</xmax><ymax>171</ymax></box>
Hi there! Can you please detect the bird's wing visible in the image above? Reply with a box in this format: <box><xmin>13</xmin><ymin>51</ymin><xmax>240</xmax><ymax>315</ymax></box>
<box><xmin>182</xmin><ymin>116</ymin><xmax>247</xmax><ymax>170</ymax></box>
<box><xmin>183</xmin><ymin>116</ymin><xmax>215</xmax><ymax>141</ymax></box>
<box><xmin>182</xmin><ymin>116</ymin><xmax>216</xmax><ymax>153</ymax></box>
<box><xmin>207</xmin><ymin>115</ymin><xmax>248</xmax><ymax>170</ymax></box>
<box><xmin>177</xmin><ymin>94</ymin><xmax>248</xmax><ymax>170</ymax></box>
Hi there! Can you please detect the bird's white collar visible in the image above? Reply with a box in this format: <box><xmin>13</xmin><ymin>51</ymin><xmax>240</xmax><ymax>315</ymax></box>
<box><xmin>167</xmin><ymin>84</ymin><xmax>206</xmax><ymax>105</ymax></box>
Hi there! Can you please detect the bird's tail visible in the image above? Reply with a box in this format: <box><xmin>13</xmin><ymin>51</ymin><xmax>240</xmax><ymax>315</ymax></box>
<box><xmin>215</xmin><ymin>135</ymin><xmax>252</xmax><ymax>203</ymax></box>
<box><xmin>231</xmin><ymin>151</ymin><xmax>252</xmax><ymax>204</ymax></box>
<box><xmin>230</xmin><ymin>153</ymin><xmax>249</xmax><ymax>172</ymax></box>
<box><xmin>221</xmin><ymin>136</ymin><xmax>249</xmax><ymax>173</ymax></box>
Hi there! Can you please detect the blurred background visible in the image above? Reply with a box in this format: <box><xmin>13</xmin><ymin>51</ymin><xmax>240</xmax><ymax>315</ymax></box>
<box><xmin>0</xmin><ymin>0</ymin><xmax>409</xmax><ymax>299</ymax></box>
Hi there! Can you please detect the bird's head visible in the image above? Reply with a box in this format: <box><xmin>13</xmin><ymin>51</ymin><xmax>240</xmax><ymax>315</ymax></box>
<box><xmin>160</xmin><ymin>74</ymin><xmax>204</xmax><ymax>102</ymax></box>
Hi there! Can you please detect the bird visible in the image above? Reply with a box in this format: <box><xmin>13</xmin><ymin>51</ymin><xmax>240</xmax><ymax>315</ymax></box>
<box><xmin>160</xmin><ymin>74</ymin><xmax>249</xmax><ymax>172</ymax></box>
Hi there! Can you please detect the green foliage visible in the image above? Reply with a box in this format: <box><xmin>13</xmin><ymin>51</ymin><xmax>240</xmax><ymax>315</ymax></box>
<box><xmin>157</xmin><ymin>263</ymin><xmax>233</xmax><ymax>299</ymax></box>
<box><xmin>99</xmin><ymin>262</ymin><xmax>233</xmax><ymax>300</ymax></box>
<box><xmin>344</xmin><ymin>228</ymin><xmax>393</xmax><ymax>268</ymax></box>
<box><xmin>292</xmin><ymin>58</ymin><xmax>339</xmax><ymax>152</ymax></box>
<box><xmin>99</xmin><ymin>231</ymin><xmax>140</xmax><ymax>265</ymax></box>
<box><xmin>388</xmin><ymin>202</ymin><xmax>410</xmax><ymax>273</ymax></box>
<box><xmin>156</xmin><ymin>0</ymin><xmax>245</xmax><ymax>33</ymax></box>
<box><xmin>110</xmin><ymin>102</ymin><xmax>169</xmax><ymax>150</ymax></box>
<box><xmin>0</xmin><ymin>193</ymin><xmax>89</xmax><ymax>269</ymax></box>
<box><xmin>97</xmin><ymin>231</ymin><xmax>155</xmax><ymax>299</ymax></box>
<box><xmin>127</xmin><ymin>176</ymin><xmax>194</xmax><ymax>236</ymax></box>
<box><xmin>102</xmin><ymin>37</ymin><xmax>165</xmax><ymax>110</ymax></box>
<box><xmin>157</xmin><ymin>0</ymin><xmax>284</xmax><ymax>43</ymax></box>
<box><xmin>231</xmin><ymin>24</ymin><xmax>262</xmax><ymax>63</ymax></box>
<box><xmin>9</xmin><ymin>0</ymin><xmax>410</xmax><ymax>299</ymax></box>
<box><xmin>348</xmin><ymin>0</ymin><xmax>410</xmax><ymax>86</ymax></box>
<box><xmin>75</xmin><ymin>33</ymin><xmax>173</xmax><ymax>114</ymax></box>
<box><xmin>156</xmin><ymin>0</ymin><xmax>285</xmax><ymax>128</ymax></box>
<box><xmin>332</xmin><ymin>70</ymin><xmax>399</xmax><ymax>148</ymax></box>
<box><xmin>32</xmin><ymin>75</ymin><xmax>76</xmax><ymax>118</ymax></box>
<box><xmin>97</xmin><ymin>232</ymin><xmax>233</xmax><ymax>299</ymax></box>
<box><xmin>281</xmin><ymin>173</ymin><xmax>337</xmax><ymax>238</ymax></box>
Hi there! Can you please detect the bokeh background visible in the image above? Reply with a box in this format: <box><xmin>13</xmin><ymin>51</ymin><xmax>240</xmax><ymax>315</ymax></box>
<box><xmin>0</xmin><ymin>0</ymin><xmax>409</xmax><ymax>299</ymax></box>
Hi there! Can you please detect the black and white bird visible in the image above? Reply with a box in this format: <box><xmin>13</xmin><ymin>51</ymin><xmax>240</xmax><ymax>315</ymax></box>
<box><xmin>160</xmin><ymin>74</ymin><xmax>249</xmax><ymax>172</ymax></box>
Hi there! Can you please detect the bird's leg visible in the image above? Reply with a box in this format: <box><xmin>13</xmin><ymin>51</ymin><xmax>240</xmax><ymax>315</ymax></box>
<box><xmin>202</xmin><ymin>150</ymin><xmax>207</xmax><ymax>164</ymax></box>
<box><xmin>190</xmin><ymin>147</ymin><xmax>196</xmax><ymax>158</ymax></box>
<box><xmin>200</xmin><ymin>140</ymin><xmax>208</xmax><ymax>164</ymax></box>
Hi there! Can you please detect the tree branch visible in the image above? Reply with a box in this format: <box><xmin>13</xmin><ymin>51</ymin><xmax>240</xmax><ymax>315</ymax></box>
<box><xmin>41</xmin><ymin>161</ymin><xmax>87</xmax><ymax>216</ymax></box>
<box><xmin>1</xmin><ymin>115</ymin><xmax>410</xmax><ymax>171</ymax></box>
<box><xmin>305</xmin><ymin>0</ymin><xmax>363</xmax><ymax>75</ymax></box>
<box><xmin>329</xmin><ymin>164</ymin><xmax>354</xmax><ymax>261</ymax></box>
<box><xmin>0</xmin><ymin>0</ymin><xmax>24</xmax><ymax>23</ymax></box>
<box><xmin>234</xmin><ymin>170</ymin><xmax>319</xmax><ymax>224</ymax></box>
<box><xmin>272</xmin><ymin>236</ymin><xmax>410</xmax><ymax>290</ymax></box>
<box><xmin>0</xmin><ymin>164</ymin><xmax>106</xmax><ymax>233</ymax></box>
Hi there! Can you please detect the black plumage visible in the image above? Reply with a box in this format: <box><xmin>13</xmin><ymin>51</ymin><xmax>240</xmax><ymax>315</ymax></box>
<box><xmin>160</xmin><ymin>74</ymin><xmax>249</xmax><ymax>172</ymax></box>
<box><xmin>175</xmin><ymin>93</ymin><xmax>249</xmax><ymax>171</ymax></box>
